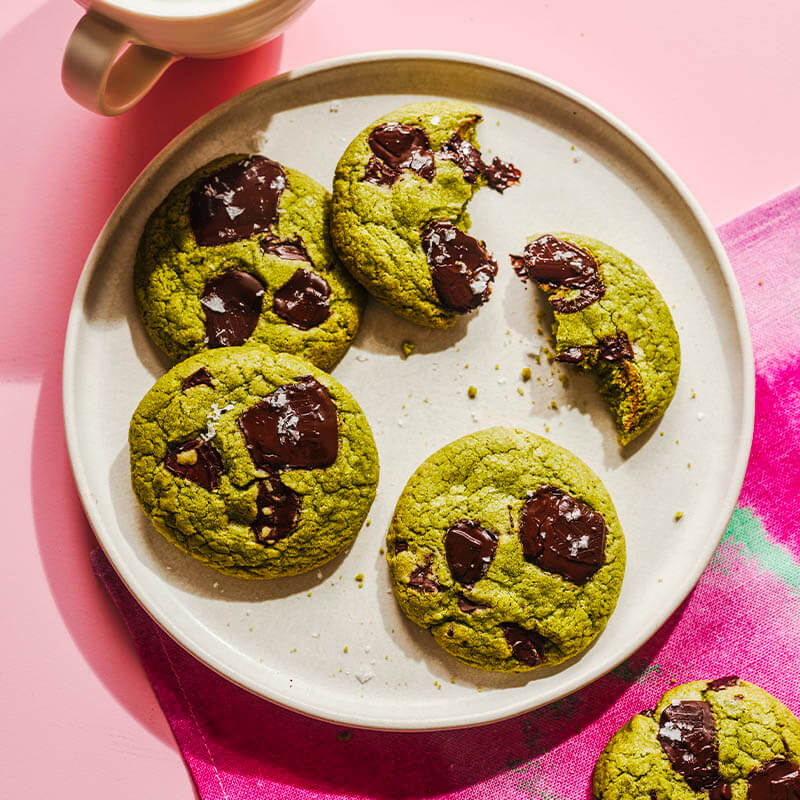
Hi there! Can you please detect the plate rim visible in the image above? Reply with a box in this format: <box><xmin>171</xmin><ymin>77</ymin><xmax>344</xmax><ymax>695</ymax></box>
<box><xmin>62</xmin><ymin>49</ymin><xmax>756</xmax><ymax>731</ymax></box>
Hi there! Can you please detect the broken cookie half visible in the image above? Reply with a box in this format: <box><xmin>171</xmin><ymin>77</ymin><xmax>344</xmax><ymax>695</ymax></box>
<box><xmin>512</xmin><ymin>233</ymin><xmax>680</xmax><ymax>446</ymax></box>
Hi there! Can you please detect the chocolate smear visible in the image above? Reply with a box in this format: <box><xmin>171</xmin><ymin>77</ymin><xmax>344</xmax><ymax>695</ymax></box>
<box><xmin>362</xmin><ymin>123</ymin><xmax>435</xmax><ymax>186</ymax></box>
<box><xmin>408</xmin><ymin>558</ymin><xmax>439</xmax><ymax>594</ymax></box>
<box><xmin>238</xmin><ymin>377</ymin><xmax>338</xmax><ymax>470</ymax></box>
<box><xmin>200</xmin><ymin>270</ymin><xmax>265</xmax><ymax>348</ymax></box>
<box><xmin>422</xmin><ymin>220</ymin><xmax>497</xmax><ymax>312</ymax></box>
<box><xmin>510</xmin><ymin>234</ymin><xmax>605</xmax><ymax>313</ymax></box>
<box><xmin>519</xmin><ymin>486</ymin><xmax>607</xmax><ymax>585</ymax></box>
<box><xmin>657</xmin><ymin>700</ymin><xmax>720</xmax><ymax>790</ymax></box>
<box><xmin>501</xmin><ymin>624</ymin><xmax>547</xmax><ymax>667</ymax></box>
<box><xmin>439</xmin><ymin>133</ymin><xmax>520</xmax><ymax>192</ymax></box>
<box><xmin>260</xmin><ymin>235</ymin><xmax>311</xmax><ymax>262</ymax></box>
<box><xmin>272</xmin><ymin>269</ymin><xmax>331</xmax><ymax>330</ymax></box>
<box><xmin>164</xmin><ymin>438</ymin><xmax>222</xmax><ymax>491</ymax></box>
<box><xmin>251</xmin><ymin>474</ymin><xmax>300</xmax><ymax>544</ymax></box>
<box><xmin>747</xmin><ymin>759</ymin><xmax>800</xmax><ymax>800</ymax></box>
<box><xmin>190</xmin><ymin>156</ymin><xmax>286</xmax><ymax>246</ymax></box>
<box><xmin>457</xmin><ymin>596</ymin><xmax>487</xmax><ymax>614</ymax></box>
<box><xmin>181</xmin><ymin>368</ymin><xmax>214</xmax><ymax>391</ymax></box>
<box><xmin>444</xmin><ymin>519</ymin><xmax>498</xmax><ymax>584</ymax></box>
<box><xmin>707</xmin><ymin>676</ymin><xmax>739</xmax><ymax>692</ymax></box>
<box><xmin>555</xmin><ymin>332</ymin><xmax>634</xmax><ymax>365</ymax></box>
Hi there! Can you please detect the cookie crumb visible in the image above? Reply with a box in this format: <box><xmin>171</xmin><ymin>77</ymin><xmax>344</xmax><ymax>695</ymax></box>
<box><xmin>674</xmin><ymin>511</ymin><xmax>684</xmax><ymax>521</ymax></box>
<box><xmin>366</xmin><ymin>519</ymin><xmax>371</xmax><ymax>527</ymax></box>
<box><xmin>355</xmin><ymin>573</ymin><xmax>364</xmax><ymax>583</ymax></box>
<box><xmin>343</xmin><ymin>646</ymin><xmax>348</xmax><ymax>654</ymax></box>
<box><xmin>467</xmin><ymin>385</ymin><xmax>478</xmax><ymax>399</ymax></box>
<box><xmin>401</xmin><ymin>340</ymin><xmax>415</xmax><ymax>358</ymax></box>
<box><xmin>494</xmin><ymin>364</ymin><xmax>500</xmax><ymax>370</ymax></box>
<box><xmin>549</xmin><ymin>400</ymin><xmax>559</xmax><ymax>410</ymax></box>
<box><xmin>379</xmin><ymin>547</ymin><xmax>384</xmax><ymax>555</ymax></box>
<box><xmin>329</xmin><ymin>101</ymin><xmax>341</xmax><ymax>113</ymax></box>
<box><xmin>517</xmin><ymin>387</ymin><xmax>524</xmax><ymax>396</ymax></box>
<box><xmin>316</xmin><ymin>570</ymin><xmax>323</xmax><ymax>579</ymax></box>
<box><xmin>521</xmin><ymin>367</ymin><xmax>532</xmax><ymax>381</ymax></box>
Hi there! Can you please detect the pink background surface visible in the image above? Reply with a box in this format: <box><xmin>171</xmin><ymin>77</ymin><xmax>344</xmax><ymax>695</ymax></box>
<box><xmin>2</xmin><ymin>1</ymin><xmax>799</xmax><ymax>797</ymax></box>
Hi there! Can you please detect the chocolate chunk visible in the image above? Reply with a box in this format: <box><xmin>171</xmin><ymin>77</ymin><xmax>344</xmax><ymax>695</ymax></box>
<box><xmin>519</xmin><ymin>486</ymin><xmax>607</xmax><ymax>585</ymax></box>
<box><xmin>408</xmin><ymin>558</ymin><xmax>439</xmax><ymax>593</ymax></box>
<box><xmin>555</xmin><ymin>333</ymin><xmax>634</xmax><ymax>366</ymax></box>
<box><xmin>394</xmin><ymin>540</ymin><xmax>408</xmax><ymax>554</ymax></box>
<box><xmin>640</xmin><ymin>708</ymin><xmax>656</xmax><ymax>718</ymax></box>
<box><xmin>657</xmin><ymin>700</ymin><xmax>720</xmax><ymax>790</ymax></box>
<box><xmin>362</xmin><ymin>123</ymin><xmax>436</xmax><ymax>185</ymax></box>
<box><xmin>457</xmin><ymin>596</ymin><xmax>486</xmax><ymax>613</ymax></box>
<box><xmin>251</xmin><ymin>474</ymin><xmax>300</xmax><ymax>544</ymax></box>
<box><xmin>747</xmin><ymin>759</ymin><xmax>800</xmax><ymax>800</ymax></box>
<box><xmin>421</xmin><ymin>220</ymin><xmax>498</xmax><ymax>312</ymax></box>
<box><xmin>707</xmin><ymin>676</ymin><xmax>739</xmax><ymax>692</ymax></box>
<box><xmin>164</xmin><ymin>438</ymin><xmax>222</xmax><ymax>491</ymax></box>
<box><xmin>439</xmin><ymin>133</ymin><xmax>520</xmax><ymax>192</ymax></box>
<box><xmin>555</xmin><ymin>347</ymin><xmax>586</xmax><ymax>364</ymax></box>
<box><xmin>709</xmin><ymin>781</ymin><xmax>733</xmax><ymax>800</ymax></box>
<box><xmin>501</xmin><ymin>624</ymin><xmax>546</xmax><ymax>667</ymax></box>
<box><xmin>272</xmin><ymin>269</ymin><xmax>331</xmax><ymax>330</ymax></box>
<box><xmin>181</xmin><ymin>367</ymin><xmax>214</xmax><ymax>391</ymax></box>
<box><xmin>189</xmin><ymin>156</ymin><xmax>286</xmax><ymax>246</ymax></box>
<box><xmin>238</xmin><ymin>377</ymin><xmax>338</xmax><ymax>470</ymax></box>
<box><xmin>598</xmin><ymin>332</ymin><xmax>634</xmax><ymax>362</ymax></box>
<box><xmin>200</xmin><ymin>270</ymin><xmax>265</xmax><ymax>348</ymax></box>
<box><xmin>444</xmin><ymin>519</ymin><xmax>498</xmax><ymax>584</ymax></box>
<box><xmin>260</xmin><ymin>235</ymin><xmax>311</xmax><ymax>262</ymax></box>
<box><xmin>510</xmin><ymin>234</ymin><xmax>605</xmax><ymax>313</ymax></box>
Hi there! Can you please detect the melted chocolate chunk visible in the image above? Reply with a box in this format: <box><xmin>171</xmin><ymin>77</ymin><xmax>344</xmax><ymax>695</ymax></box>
<box><xmin>657</xmin><ymin>700</ymin><xmax>720</xmax><ymax>790</ymax></box>
<box><xmin>457</xmin><ymin>596</ymin><xmax>486</xmax><ymax>613</ymax></box>
<box><xmin>707</xmin><ymin>676</ymin><xmax>740</xmax><ymax>692</ymax></box>
<box><xmin>251</xmin><ymin>474</ymin><xmax>300</xmax><ymax>544</ymax></box>
<box><xmin>181</xmin><ymin>367</ymin><xmax>214</xmax><ymax>391</ymax></box>
<box><xmin>394</xmin><ymin>540</ymin><xmax>408</xmax><ymax>554</ymax></box>
<box><xmin>555</xmin><ymin>332</ymin><xmax>634</xmax><ymax>366</ymax></box>
<box><xmin>260</xmin><ymin>235</ymin><xmax>311</xmax><ymax>262</ymax></box>
<box><xmin>408</xmin><ymin>559</ymin><xmax>439</xmax><ymax>593</ymax></box>
<box><xmin>237</xmin><ymin>377</ymin><xmax>338</xmax><ymax>470</ymax></box>
<box><xmin>709</xmin><ymin>781</ymin><xmax>733</xmax><ymax>800</ymax></box>
<box><xmin>272</xmin><ymin>269</ymin><xmax>331</xmax><ymax>330</ymax></box>
<box><xmin>510</xmin><ymin>234</ymin><xmax>605</xmax><ymax>313</ymax></box>
<box><xmin>501</xmin><ymin>624</ymin><xmax>546</xmax><ymax>667</ymax></box>
<box><xmin>164</xmin><ymin>438</ymin><xmax>222</xmax><ymax>491</ymax></box>
<box><xmin>362</xmin><ymin>123</ymin><xmax>436</xmax><ymax>186</ymax></box>
<box><xmin>444</xmin><ymin>519</ymin><xmax>498</xmax><ymax>584</ymax></box>
<box><xmin>421</xmin><ymin>220</ymin><xmax>498</xmax><ymax>312</ymax></box>
<box><xmin>747</xmin><ymin>759</ymin><xmax>800</xmax><ymax>800</ymax></box>
<box><xmin>439</xmin><ymin>133</ymin><xmax>521</xmax><ymax>192</ymax></box>
<box><xmin>598</xmin><ymin>332</ymin><xmax>634</xmax><ymax>361</ymax></box>
<box><xmin>200</xmin><ymin>270</ymin><xmax>265</xmax><ymax>348</ymax></box>
<box><xmin>519</xmin><ymin>486</ymin><xmax>607</xmax><ymax>585</ymax></box>
<box><xmin>189</xmin><ymin>156</ymin><xmax>286</xmax><ymax>246</ymax></box>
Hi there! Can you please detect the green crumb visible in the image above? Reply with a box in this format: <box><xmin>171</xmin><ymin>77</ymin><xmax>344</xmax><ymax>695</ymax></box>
<box><xmin>476</xmin><ymin>685</ymin><xmax>483</xmax><ymax>692</ymax></box>
<box><xmin>464</xmin><ymin>363</ymin><xmax>470</xmax><ymax>369</ymax></box>
<box><xmin>549</xmin><ymin>400</ymin><xmax>559</xmax><ymax>410</ymax></box>
<box><xmin>517</xmin><ymin>387</ymin><xmax>525</xmax><ymax>396</ymax></box>
<box><xmin>379</xmin><ymin>547</ymin><xmax>384</xmax><ymax>555</ymax></box>
<box><xmin>343</xmin><ymin>646</ymin><xmax>349</xmax><ymax>654</ymax></box>
<box><xmin>468</xmin><ymin>385</ymin><xmax>478</xmax><ymax>398</ymax></box>
<box><xmin>355</xmin><ymin>573</ymin><xmax>364</xmax><ymax>582</ymax></box>
<box><xmin>450</xmin><ymin>677</ymin><xmax>456</xmax><ymax>684</ymax></box>
<box><xmin>558</xmin><ymin>374</ymin><xmax>569</xmax><ymax>387</ymax></box>
<box><xmin>660</xmin><ymin>431</ymin><xmax>665</xmax><ymax>437</ymax></box>
<box><xmin>532</xmin><ymin>352</ymin><xmax>542</xmax><ymax>365</ymax></box>
<box><xmin>536</xmin><ymin>326</ymin><xmax>544</xmax><ymax>335</ymax></box>
<box><xmin>674</xmin><ymin>512</ymin><xmax>684</xmax><ymax>521</ymax></box>
<box><xmin>521</xmin><ymin>367</ymin><xmax>532</xmax><ymax>381</ymax></box>
<box><xmin>366</xmin><ymin>519</ymin><xmax>371</xmax><ymax>527</ymax></box>
<box><xmin>401</xmin><ymin>340</ymin><xmax>415</xmax><ymax>358</ymax></box>
<box><xmin>691</xmin><ymin>390</ymin><xmax>697</xmax><ymax>398</ymax></box>
<box><xmin>337</xmin><ymin>730</ymin><xmax>352</xmax><ymax>743</ymax></box>
<box><xmin>290</xmin><ymin>647</ymin><xmax>296</xmax><ymax>653</ymax></box>
<box><xmin>494</xmin><ymin>364</ymin><xmax>500</xmax><ymax>370</ymax></box>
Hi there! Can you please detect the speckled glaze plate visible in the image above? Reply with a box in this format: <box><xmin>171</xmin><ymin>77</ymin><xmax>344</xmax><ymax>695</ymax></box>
<box><xmin>63</xmin><ymin>51</ymin><xmax>754</xmax><ymax>731</ymax></box>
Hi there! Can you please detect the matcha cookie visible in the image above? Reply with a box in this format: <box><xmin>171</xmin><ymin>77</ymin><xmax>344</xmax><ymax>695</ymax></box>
<box><xmin>331</xmin><ymin>101</ymin><xmax>520</xmax><ymax>328</ymax></box>
<box><xmin>511</xmin><ymin>233</ymin><xmax>680</xmax><ymax>445</ymax></box>
<box><xmin>135</xmin><ymin>154</ymin><xmax>366</xmax><ymax>371</ymax></box>
<box><xmin>129</xmin><ymin>345</ymin><xmax>379</xmax><ymax>579</ymax></box>
<box><xmin>386</xmin><ymin>427</ymin><xmax>625</xmax><ymax>672</ymax></box>
<box><xmin>593</xmin><ymin>677</ymin><xmax>800</xmax><ymax>799</ymax></box>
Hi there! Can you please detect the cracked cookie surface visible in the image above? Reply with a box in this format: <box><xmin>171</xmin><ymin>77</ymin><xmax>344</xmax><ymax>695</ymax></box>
<box><xmin>135</xmin><ymin>154</ymin><xmax>365</xmax><ymax>371</ymax></box>
<box><xmin>512</xmin><ymin>233</ymin><xmax>680</xmax><ymax>445</ymax></box>
<box><xmin>593</xmin><ymin>678</ymin><xmax>800</xmax><ymax>799</ymax></box>
<box><xmin>129</xmin><ymin>345</ymin><xmax>379</xmax><ymax>579</ymax></box>
<box><xmin>331</xmin><ymin>101</ymin><xmax>519</xmax><ymax>328</ymax></box>
<box><xmin>386</xmin><ymin>427</ymin><xmax>625</xmax><ymax>672</ymax></box>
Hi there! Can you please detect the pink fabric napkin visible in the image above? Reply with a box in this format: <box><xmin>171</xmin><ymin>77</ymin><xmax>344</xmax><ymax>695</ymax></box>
<box><xmin>92</xmin><ymin>187</ymin><xmax>800</xmax><ymax>800</ymax></box>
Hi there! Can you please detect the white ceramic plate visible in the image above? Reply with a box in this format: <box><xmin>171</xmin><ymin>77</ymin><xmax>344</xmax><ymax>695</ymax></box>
<box><xmin>63</xmin><ymin>51</ymin><xmax>754</xmax><ymax>731</ymax></box>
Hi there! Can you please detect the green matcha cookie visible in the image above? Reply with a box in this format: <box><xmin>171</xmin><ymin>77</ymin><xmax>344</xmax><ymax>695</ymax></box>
<box><xmin>331</xmin><ymin>101</ymin><xmax>520</xmax><ymax>328</ymax></box>
<box><xmin>386</xmin><ymin>427</ymin><xmax>625</xmax><ymax>672</ymax></box>
<box><xmin>129</xmin><ymin>345</ymin><xmax>379</xmax><ymax>579</ymax></box>
<box><xmin>135</xmin><ymin>154</ymin><xmax>365</xmax><ymax>371</ymax></box>
<box><xmin>511</xmin><ymin>233</ymin><xmax>680</xmax><ymax>445</ymax></box>
<box><xmin>593</xmin><ymin>677</ymin><xmax>800</xmax><ymax>799</ymax></box>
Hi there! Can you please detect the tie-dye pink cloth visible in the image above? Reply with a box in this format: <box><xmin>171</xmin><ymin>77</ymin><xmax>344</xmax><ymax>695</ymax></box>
<box><xmin>92</xmin><ymin>187</ymin><xmax>800</xmax><ymax>800</ymax></box>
